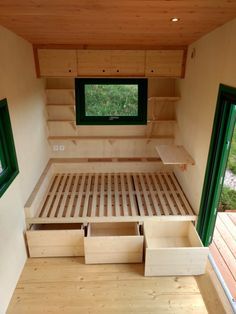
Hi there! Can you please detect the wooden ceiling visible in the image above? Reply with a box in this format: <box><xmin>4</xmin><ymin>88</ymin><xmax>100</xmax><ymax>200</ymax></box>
<box><xmin>0</xmin><ymin>1</ymin><xmax>236</xmax><ymax>48</ymax></box>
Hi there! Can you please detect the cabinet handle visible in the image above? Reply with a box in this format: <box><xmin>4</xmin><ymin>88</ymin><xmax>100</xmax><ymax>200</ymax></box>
<box><xmin>151</xmin><ymin>69</ymin><xmax>154</xmax><ymax>73</ymax></box>
<box><xmin>102</xmin><ymin>69</ymin><xmax>105</xmax><ymax>72</ymax></box>
<box><xmin>116</xmin><ymin>69</ymin><xmax>120</xmax><ymax>73</ymax></box>
<box><xmin>68</xmin><ymin>69</ymin><xmax>72</xmax><ymax>73</ymax></box>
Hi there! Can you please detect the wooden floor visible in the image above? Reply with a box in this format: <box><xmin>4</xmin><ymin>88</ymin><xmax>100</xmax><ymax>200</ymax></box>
<box><xmin>210</xmin><ymin>212</ymin><xmax>236</xmax><ymax>299</ymax></box>
<box><xmin>7</xmin><ymin>258</ymin><xmax>209</xmax><ymax>314</ymax></box>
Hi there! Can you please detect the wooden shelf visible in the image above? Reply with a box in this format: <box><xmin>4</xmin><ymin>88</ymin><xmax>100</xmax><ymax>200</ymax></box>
<box><xmin>147</xmin><ymin>119</ymin><xmax>176</xmax><ymax>124</ymax></box>
<box><xmin>48</xmin><ymin>135</ymin><xmax>174</xmax><ymax>141</ymax></box>
<box><xmin>148</xmin><ymin>96</ymin><xmax>181</xmax><ymax>102</ymax></box>
<box><xmin>156</xmin><ymin>144</ymin><xmax>195</xmax><ymax>170</ymax></box>
<box><xmin>47</xmin><ymin>104</ymin><xmax>75</xmax><ymax>107</ymax></box>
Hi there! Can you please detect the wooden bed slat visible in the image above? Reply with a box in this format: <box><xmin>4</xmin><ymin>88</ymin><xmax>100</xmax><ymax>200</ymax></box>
<box><xmin>73</xmin><ymin>174</ymin><xmax>86</xmax><ymax>217</ymax></box>
<box><xmin>34</xmin><ymin>172</ymin><xmax>194</xmax><ymax>221</ymax></box>
<box><xmin>156</xmin><ymin>173</ymin><xmax>178</xmax><ymax>215</ymax></box>
<box><xmin>41</xmin><ymin>174</ymin><xmax>62</xmax><ymax>218</ymax></box>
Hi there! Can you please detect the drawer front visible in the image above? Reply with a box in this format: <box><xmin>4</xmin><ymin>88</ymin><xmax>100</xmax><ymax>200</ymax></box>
<box><xmin>145</xmin><ymin>247</ymin><xmax>209</xmax><ymax>276</ymax></box>
<box><xmin>26</xmin><ymin>229</ymin><xmax>84</xmax><ymax>257</ymax></box>
<box><xmin>85</xmin><ymin>235</ymin><xmax>143</xmax><ymax>264</ymax></box>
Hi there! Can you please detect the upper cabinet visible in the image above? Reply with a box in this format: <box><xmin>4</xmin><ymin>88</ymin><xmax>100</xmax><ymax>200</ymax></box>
<box><xmin>37</xmin><ymin>49</ymin><xmax>77</xmax><ymax>77</ymax></box>
<box><xmin>36</xmin><ymin>48</ymin><xmax>186</xmax><ymax>78</ymax></box>
<box><xmin>77</xmin><ymin>50</ymin><xmax>145</xmax><ymax>76</ymax></box>
<box><xmin>77</xmin><ymin>50</ymin><xmax>112</xmax><ymax>76</ymax></box>
<box><xmin>145</xmin><ymin>50</ymin><xmax>184</xmax><ymax>77</ymax></box>
<box><xmin>110</xmin><ymin>50</ymin><xmax>145</xmax><ymax>76</ymax></box>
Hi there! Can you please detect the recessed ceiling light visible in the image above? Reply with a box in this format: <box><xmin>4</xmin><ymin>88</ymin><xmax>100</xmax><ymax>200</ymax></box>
<box><xmin>171</xmin><ymin>17</ymin><xmax>179</xmax><ymax>22</ymax></box>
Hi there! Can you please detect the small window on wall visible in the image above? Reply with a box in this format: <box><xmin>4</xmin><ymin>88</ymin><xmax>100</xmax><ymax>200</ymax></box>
<box><xmin>0</xmin><ymin>99</ymin><xmax>19</xmax><ymax>198</ymax></box>
<box><xmin>75</xmin><ymin>78</ymin><xmax>148</xmax><ymax>125</ymax></box>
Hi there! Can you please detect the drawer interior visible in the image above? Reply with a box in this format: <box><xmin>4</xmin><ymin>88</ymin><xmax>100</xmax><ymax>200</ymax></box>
<box><xmin>29</xmin><ymin>223</ymin><xmax>83</xmax><ymax>231</ymax></box>
<box><xmin>88</xmin><ymin>222</ymin><xmax>140</xmax><ymax>237</ymax></box>
<box><xmin>144</xmin><ymin>221</ymin><xmax>202</xmax><ymax>249</ymax></box>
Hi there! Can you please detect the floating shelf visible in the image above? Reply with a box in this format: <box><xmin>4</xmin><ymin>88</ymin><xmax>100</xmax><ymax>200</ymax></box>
<box><xmin>156</xmin><ymin>144</ymin><xmax>195</xmax><ymax>170</ymax></box>
<box><xmin>148</xmin><ymin>96</ymin><xmax>181</xmax><ymax>102</ymax></box>
<box><xmin>48</xmin><ymin>135</ymin><xmax>174</xmax><ymax>141</ymax></box>
<box><xmin>147</xmin><ymin>119</ymin><xmax>176</xmax><ymax>124</ymax></box>
<box><xmin>47</xmin><ymin>104</ymin><xmax>75</xmax><ymax>107</ymax></box>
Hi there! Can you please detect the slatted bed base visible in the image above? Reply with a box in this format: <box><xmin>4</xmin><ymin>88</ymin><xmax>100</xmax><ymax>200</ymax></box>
<box><xmin>28</xmin><ymin>172</ymin><xmax>196</xmax><ymax>224</ymax></box>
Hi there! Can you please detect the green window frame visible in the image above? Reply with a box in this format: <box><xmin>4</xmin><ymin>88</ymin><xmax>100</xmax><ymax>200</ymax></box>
<box><xmin>0</xmin><ymin>98</ymin><xmax>19</xmax><ymax>198</ymax></box>
<box><xmin>197</xmin><ymin>84</ymin><xmax>236</xmax><ymax>246</ymax></box>
<box><xmin>75</xmin><ymin>78</ymin><xmax>148</xmax><ymax>125</ymax></box>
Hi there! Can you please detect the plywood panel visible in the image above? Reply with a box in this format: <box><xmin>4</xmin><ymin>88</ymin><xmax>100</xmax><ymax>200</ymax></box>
<box><xmin>77</xmin><ymin>50</ymin><xmax>112</xmax><ymax>76</ymax></box>
<box><xmin>145</xmin><ymin>50</ymin><xmax>184</xmax><ymax>77</ymax></box>
<box><xmin>111</xmin><ymin>50</ymin><xmax>145</xmax><ymax>76</ymax></box>
<box><xmin>38</xmin><ymin>49</ymin><xmax>77</xmax><ymax>77</ymax></box>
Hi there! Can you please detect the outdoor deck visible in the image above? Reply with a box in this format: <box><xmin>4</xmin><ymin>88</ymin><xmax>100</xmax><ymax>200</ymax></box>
<box><xmin>210</xmin><ymin>212</ymin><xmax>236</xmax><ymax>300</ymax></box>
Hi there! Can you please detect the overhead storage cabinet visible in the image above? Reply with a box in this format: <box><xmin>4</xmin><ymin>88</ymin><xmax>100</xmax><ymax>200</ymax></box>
<box><xmin>36</xmin><ymin>48</ymin><xmax>186</xmax><ymax>77</ymax></box>
<box><xmin>77</xmin><ymin>50</ymin><xmax>112</xmax><ymax>76</ymax></box>
<box><xmin>37</xmin><ymin>49</ymin><xmax>77</xmax><ymax>77</ymax></box>
<box><xmin>145</xmin><ymin>50</ymin><xmax>184</xmax><ymax>77</ymax></box>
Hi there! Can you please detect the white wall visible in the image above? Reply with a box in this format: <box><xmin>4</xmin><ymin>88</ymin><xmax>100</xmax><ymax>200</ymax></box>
<box><xmin>175</xmin><ymin>18</ymin><xmax>236</xmax><ymax>214</ymax></box>
<box><xmin>0</xmin><ymin>26</ymin><xmax>49</xmax><ymax>313</ymax></box>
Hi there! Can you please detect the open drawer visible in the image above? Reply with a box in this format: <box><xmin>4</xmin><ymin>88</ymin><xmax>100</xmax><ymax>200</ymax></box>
<box><xmin>84</xmin><ymin>222</ymin><xmax>144</xmax><ymax>264</ymax></box>
<box><xmin>144</xmin><ymin>221</ymin><xmax>209</xmax><ymax>276</ymax></box>
<box><xmin>26</xmin><ymin>223</ymin><xmax>84</xmax><ymax>257</ymax></box>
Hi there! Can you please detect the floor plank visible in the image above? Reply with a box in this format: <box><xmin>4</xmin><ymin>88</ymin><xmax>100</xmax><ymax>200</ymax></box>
<box><xmin>7</xmin><ymin>258</ymin><xmax>208</xmax><ymax>314</ymax></box>
<box><xmin>210</xmin><ymin>212</ymin><xmax>236</xmax><ymax>299</ymax></box>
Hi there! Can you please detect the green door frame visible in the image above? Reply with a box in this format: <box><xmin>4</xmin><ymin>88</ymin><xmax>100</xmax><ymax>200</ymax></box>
<box><xmin>197</xmin><ymin>84</ymin><xmax>236</xmax><ymax>246</ymax></box>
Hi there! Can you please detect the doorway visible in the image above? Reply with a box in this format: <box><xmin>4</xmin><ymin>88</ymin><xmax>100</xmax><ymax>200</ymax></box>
<box><xmin>197</xmin><ymin>84</ymin><xmax>236</xmax><ymax>245</ymax></box>
<box><xmin>197</xmin><ymin>84</ymin><xmax>236</xmax><ymax>302</ymax></box>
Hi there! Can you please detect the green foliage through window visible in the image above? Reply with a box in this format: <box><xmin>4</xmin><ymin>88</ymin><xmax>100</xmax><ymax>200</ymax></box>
<box><xmin>75</xmin><ymin>78</ymin><xmax>147</xmax><ymax>125</ymax></box>
<box><xmin>227</xmin><ymin>124</ymin><xmax>236</xmax><ymax>175</ymax></box>
<box><xmin>85</xmin><ymin>85</ymin><xmax>138</xmax><ymax>117</ymax></box>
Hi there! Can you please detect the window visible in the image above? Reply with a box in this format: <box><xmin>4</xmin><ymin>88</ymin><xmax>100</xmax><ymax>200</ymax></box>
<box><xmin>75</xmin><ymin>78</ymin><xmax>147</xmax><ymax>125</ymax></box>
<box><xmin>0</xmin><ymin>98</ymin><xmax>19</xmax><ymax>198</ymax></box>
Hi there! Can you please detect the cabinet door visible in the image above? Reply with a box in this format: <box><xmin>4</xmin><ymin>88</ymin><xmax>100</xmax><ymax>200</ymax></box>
<box><xmin>38</xmin><ymin>49</ymin><xmax>77</xmax><ymax>77</ymax></box>
<box><xmin>111</xmin><ymin>50</ymin><xmax>145</xmax><ymax>76</ymax></box>
<box><xmin>77</xmin><ymin>50</ymin><xmax>112</xmax><ymax>76</ymax></box>
<box><xmin>145</xmin><ymin>50</ymin><xmax>184</xmax><ymax>77</ymax></box>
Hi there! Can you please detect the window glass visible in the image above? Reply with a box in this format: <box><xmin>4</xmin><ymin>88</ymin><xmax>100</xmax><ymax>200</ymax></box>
<box><xmin>0</xmin><ymin>98</ymin><xmax>19</xmax><ymax>197</ymax></box>
<box><xmin>75</xmin><ymin>78</ymin><xmax>147</xmax><ymax>125</ymax></box>
<box><xmin>85</xmin><ymin>84</ymin><xmax>138</xmax><ymax>117</ymax></box>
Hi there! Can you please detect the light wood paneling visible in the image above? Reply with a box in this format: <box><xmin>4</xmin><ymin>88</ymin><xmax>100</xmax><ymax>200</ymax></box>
<box><xmin>77</xmin><ymin>50</ymin><xmax>112</xmax><ymax>76</ymax></box>
<box><xmin>145</xmin><ymin>50</ymin><xmax>184</xmax><ymax>77</ymax></box>
<box><xmin>7</xmin><ymin>257</ymin><xmax>212</xmax><ymax>314</ymax></box>
<box><xmin>38</xmin><ymin>49</ymin><xmax>77</xmax><ymax>77</ymax></box>
<box><xmin>1</xmin><ymin>1</ymin><xmax>236</xmax><ymax>47</ymax></box>
<box><xmin>110</xmin><ymin>50</ymin><xmax>145</xmax><ymax>76</ymax></box>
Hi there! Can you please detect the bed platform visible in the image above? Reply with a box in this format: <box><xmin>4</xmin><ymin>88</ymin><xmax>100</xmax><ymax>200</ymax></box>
<box><xmin>25</xmin><ymin>159</ymin><xmax>196</xmax><ymax>225</ymax></box>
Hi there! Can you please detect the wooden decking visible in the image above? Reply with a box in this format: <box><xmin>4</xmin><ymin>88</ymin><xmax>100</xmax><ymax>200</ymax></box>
<box><xmin>6</xmin><ymin>258</ymin><xmax>210</xmax><ymax>314</ymax></box>
<box><xmin>210</xmin><ymin>212</ymin><xmax>236</xmax><ymax>299</ymax></box>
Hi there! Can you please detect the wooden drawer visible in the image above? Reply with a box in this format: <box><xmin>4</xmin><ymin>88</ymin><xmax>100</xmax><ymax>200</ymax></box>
<box><xmin>84</xmin><ymin>222</ymin><xmax>144</xmax><ymax>264</ymax></box>
<box><xmin>26</xmin><ymin>224</ymin><xmax>84</xmax><ymax>257</ymax></box>
<box><xmin>144</xmin><ymin>221</ymin><xmax>209</xmax><ymax>276</ymax></box>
